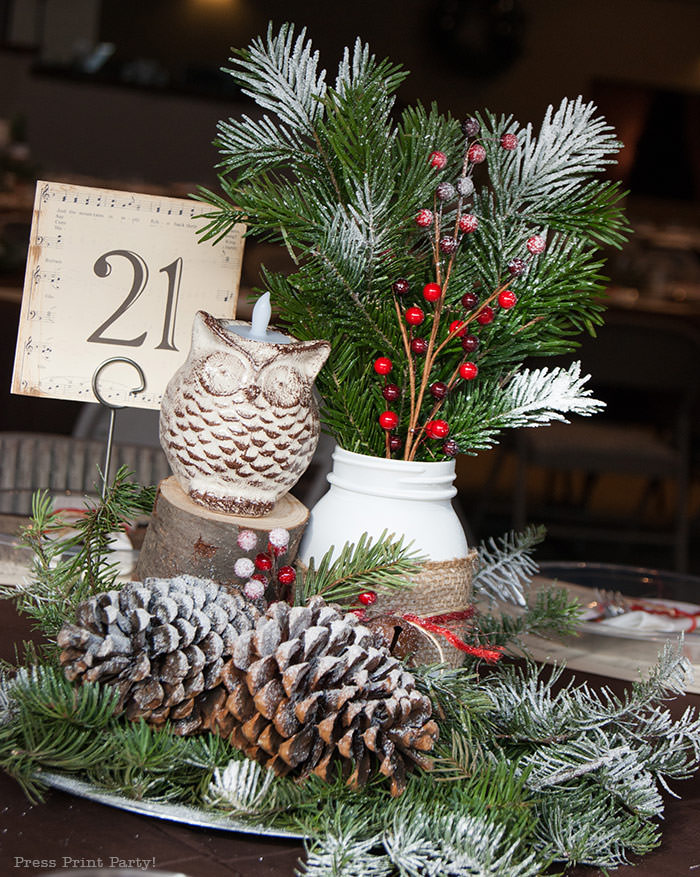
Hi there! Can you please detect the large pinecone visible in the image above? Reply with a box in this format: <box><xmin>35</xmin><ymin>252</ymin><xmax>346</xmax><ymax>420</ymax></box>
<box><xmin>197</xmin><ymin>596</ymin><xmax>439</xmax><ymax>796</ymax></box>
<box><xmin>58</xmin><ymin>575</ymin><xmax>261</xmax><ymax>734</ymax></box>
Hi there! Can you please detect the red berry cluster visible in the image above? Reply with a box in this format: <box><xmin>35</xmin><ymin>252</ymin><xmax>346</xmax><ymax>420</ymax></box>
<box><xmin>232</xmin><ymin>527</ymin><xmax>297</xmax><ymax>603</ymax></box>
<box><xmin>373</xmin><ymin>122</ymin><xmax>548</xmax><ymax>462</ymax></box>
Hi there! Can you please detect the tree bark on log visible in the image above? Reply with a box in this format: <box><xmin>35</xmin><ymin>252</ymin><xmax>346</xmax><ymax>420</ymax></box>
<box><xmin>135</xmin><ymin>476</ymin><xmax>310</xmax><ymax>591</ymax></box>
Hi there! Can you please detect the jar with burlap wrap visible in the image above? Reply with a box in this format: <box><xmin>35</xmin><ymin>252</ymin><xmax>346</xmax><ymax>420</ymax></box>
<box><xmin>299</xmin><ymin>446</ymin><xmax>477</xmax><ymax>667</ymax></box>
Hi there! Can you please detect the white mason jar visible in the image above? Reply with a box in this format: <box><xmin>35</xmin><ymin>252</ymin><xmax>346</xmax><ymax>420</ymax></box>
<box><xmin>299</xmin><ymin>446</ymin><xmax>476</xmax><ymax>666</ymax></box>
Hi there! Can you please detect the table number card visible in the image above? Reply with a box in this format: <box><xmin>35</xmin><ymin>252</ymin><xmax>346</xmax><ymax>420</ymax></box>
<box><xmin>12</xmin><ymin>180</ymin><xmax>245</xmax><ymax>409</ymax></box>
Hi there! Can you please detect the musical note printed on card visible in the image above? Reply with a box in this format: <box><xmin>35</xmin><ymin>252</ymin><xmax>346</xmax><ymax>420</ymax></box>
<box><xmin>12</xmin><ymin>180</ymin><xmax>245</xmax><ymax>409</ymax></box>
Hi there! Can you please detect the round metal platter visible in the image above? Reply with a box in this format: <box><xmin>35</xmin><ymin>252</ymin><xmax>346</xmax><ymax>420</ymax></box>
<box><xmin>38</xmin><ymin>771</ymin><xmax>306</xmax><ymax>840</ymax></box>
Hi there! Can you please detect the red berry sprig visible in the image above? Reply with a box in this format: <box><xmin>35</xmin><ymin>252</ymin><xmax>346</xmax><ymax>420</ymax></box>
<box><xmin>384</xmin><ymin>129</ymin><xmax>532</xmax><ymax>462</ymax></box>
<box><xmin>379</xmin><ymin>410</ymin><xmax>399</xmax><ymax>430</ymax></box>
<box><xmin>507</xmin><ymin>258</ymin><xmax>526</xmax><ymax>276</ymax></box>
<box><xmin>442</xmin><ymin>439</ymin><xmax>459</xmax><ymax>457</ymax></box>
<box><xmin>425</xmin><ymin>419</ymin><xmax>450</xmax><ymax>439</ymax></box>
<box><xmin>458</xmin><ymin>214</ymin><xmax>478</xmax><ymax>234</ymax></box>
<box><xmin>405</xmin><ymin>306</ymin><xmax>425</xmax><ymax>326</ymax></box>
<box><xmin>430</xmin><ymin>381</ymin><xmax>448</xmax><ymax>400</ymax></box>
<box><xmin>382</xmin><ymin>383</ymin><xmax>400</xmax><ymax>402</ymax></box>
<box><xmin>459</xmin><ymin>361</ymin><xmax>478</xmax><ymax>380</ymax></box>
<box><xmin>476</xmin><ymin>306</ymin><xmax>495</xmax><ymax>325</ymax></box>
<box><xmin>526</xmin><ymin>234</ymin><xmax>546</xmax><ymax>255</ymax></box>
<box><xmin>277</xmin><ymin>566</ymin><xmax>296</xmax><ymax>586</ymax></box>
<box><xmin>254</xmin><ymin>553</ymin><xmax>272</xmax><ymax>571</ymax></box>
<box><xmin>374</xmin><ymin>356</ymin><xmax>393</xmax><ymax>375</ymax></box>
<box><xmin>498</xmin><ymin>289</ymin><xmax>517</xmax><ymax>309</ymax></box>
<box><xmin>467</xmin><ymin>143</ymin><xmax>486</xmax><ymax>164</ymax></box>
<box><xmin>423</xmin><ymin>282</ymin><xmax>442</xmax><ymax>302</ymax></box>
<box><xmin>461</xmin><ymin>334</ymin><xmax>479</xmax><ymax>352</ymax></box>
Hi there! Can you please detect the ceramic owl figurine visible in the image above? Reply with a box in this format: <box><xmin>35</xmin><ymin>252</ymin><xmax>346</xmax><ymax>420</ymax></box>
<box><xmin>160</xmin><ymin>310</ymin><xmax>330</xmax><ymax>516</ymax></box>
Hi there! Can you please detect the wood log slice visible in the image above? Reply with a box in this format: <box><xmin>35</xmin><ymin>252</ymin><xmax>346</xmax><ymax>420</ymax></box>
<box><xmin>135</xmin><ymin>476</ymin><xmax>309</xmax><ymax>593</ymax></box>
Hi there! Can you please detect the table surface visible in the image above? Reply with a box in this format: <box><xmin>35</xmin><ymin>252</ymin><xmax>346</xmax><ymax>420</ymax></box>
<box><xmin>2</xmin><ymin>602</ymin><xmax>700</xmax><ymax>876</ymax></box>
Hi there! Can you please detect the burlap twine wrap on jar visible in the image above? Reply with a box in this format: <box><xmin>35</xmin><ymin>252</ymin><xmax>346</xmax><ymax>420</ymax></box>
<box><xmin>300</xmin><ymin>446</ymin><xmax>476</xmax><ymax>668</ymax></box>
<box><xmin>372</xmin><ymin>551</ymin><xmax>478</xmax><ymax>667</ymax></box>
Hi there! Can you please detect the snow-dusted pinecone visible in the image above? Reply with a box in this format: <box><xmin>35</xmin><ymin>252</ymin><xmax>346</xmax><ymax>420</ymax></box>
<box><xmin>197</xmin><ymin>596</ymin><xmax>439</xmax><ymax>796</ymax></box>
<box><xmin>58</xmin><ymin>575</ymin><xmax>262</xmax><ymax>734</ymax></box>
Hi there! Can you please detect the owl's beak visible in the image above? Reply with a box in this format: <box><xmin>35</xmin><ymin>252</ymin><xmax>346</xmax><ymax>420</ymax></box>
<box><xmin>244</xmin><ymin>385</ymin><xmax>260</xmax><ymax>402</ymax></box>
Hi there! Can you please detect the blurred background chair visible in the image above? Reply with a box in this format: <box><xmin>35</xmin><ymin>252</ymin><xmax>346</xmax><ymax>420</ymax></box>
<box><xmin>0</xmin><ymin>431</ymin><xmax>170</xmax><ymax>515</ymax></box>
<box><xmin>512</xmin><ymin>313</ymin><xmax>700</xmax><ymax>572</ymax></box>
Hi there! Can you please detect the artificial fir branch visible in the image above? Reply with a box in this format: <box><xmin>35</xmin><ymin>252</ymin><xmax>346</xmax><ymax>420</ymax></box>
<box><xmin>2</xmin><ymin>643</ymin><xmax>699</xmax><ymax>871</ymax></box>
<box><xmin>200</xmin><ymin>23</ymin><xmax>628</xmax><ymax>460</ymax></box>
<box><xmin>473</xmin><ymin>525</ymin><xmax>546</xmax><ymax>606</ymax></box>
<box><xmin>475</xmin><ymin>587</ymin><xmax>583</xmax><ymax>652</ymax></box>
<box><xmin>294</xmin><ymin>532</ymin><xmax>425</xmax><ymax>607</ymax></box>
<box><xmin>0</xmin><ymin>468</ymin><xmax>155</xmax><ymax>639</ymax></box>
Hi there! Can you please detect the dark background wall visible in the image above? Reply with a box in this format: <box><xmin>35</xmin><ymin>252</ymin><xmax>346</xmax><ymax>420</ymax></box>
<box><xmin>1</xmin><ymin>0</ymin><xmax>699</xmax><ymax>195</ymax></box>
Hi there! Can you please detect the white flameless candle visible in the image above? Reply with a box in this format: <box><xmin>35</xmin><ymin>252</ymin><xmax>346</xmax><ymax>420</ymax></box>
<box><xmin>249</xmin><ymin>291</ymin><xmax>272</xmax><ymax>339</ymax></box>
<box><xmin>223</xmin><ymin>292</ymin><xmax>291</xmax><ymax>344</ymax></box>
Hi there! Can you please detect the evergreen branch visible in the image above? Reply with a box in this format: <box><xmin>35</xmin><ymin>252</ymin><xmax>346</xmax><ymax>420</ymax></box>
<box><xmin>475</xmin><ymin>587</ymin><xmax>583</xmax><ymax>651</ymax></box>
<box><xmin>450</xmin><ymin>362</ymin><xmax>604</xmax><ymax>453</ymax></box>
<box><xmin>225</xmin><ymin>23</ymin><xmax>327</xmax><ymax>135</ymax></box>
<box><xmin>1</xmin><ymin>641</ymin><xmax>698</xmax><ymax>872</ymax></box>
<box><xmin>295</xmin><ymin>531</ymin><xmax>425</xmax><ymax>607</ymax></box>
<box><xmin>206</xmin><ymin>757</ymin><xmax>276</xmax><ymax>816</ymax></box>
<box><xmin>500</xmin><ymin>361</ymin><xmax>604</xmax><ymax>423</ymax></box>
<box><xmin>534</xmin><ymin>789</ymin><xmax>660</xmax><ymax>867</ymax></box>
<box><xmin>472</xmin><ymin>526</ymin><xmax>546</xmax><ymax>606</ymax></box>
<box><xmin>0</xmin><ymin>664</ymin><xmax>120</xmax><ymax>800</ymax></box>
<box><xmin>480</xmin><ymin>98</ymin><xmax>622</xmax><ymax>209</ymax></box>
<box><xmin>0</xmin><ymin>468</ymin><xmax>155</xmax><ymax>639</ymax></box>
<box><xmin>202</xmin><ymin>26</ymin><xmax>630</xmax><ymax>458</ymax></box>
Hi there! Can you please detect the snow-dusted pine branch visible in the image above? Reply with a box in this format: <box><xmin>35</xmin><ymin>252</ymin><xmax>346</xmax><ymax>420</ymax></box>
<box><xmin>472</xmin><ymin>526</ymin><xmax>545</xmax><ymax>606</ymax></box>
<box><xmin>207</xmin><ymin>757</ymin><xmax>275</xmax><ymax>815</ymax></box>
<box><xmin>229</xmin><ymin>24</ymin><xmax>327</xmax><ymax>133</ymax></box>
<box><xmin>452</xmin><ymin>361</ymin><xmax>604</xmax><ymax>452</ymax></box>
<box><xmin>490</xmin><ymin>96</ymin><xmax>621</xmax><ymax>206</ymax></box>
<box><xmin>503</xmin><ymin>360</ymin><xmax>604</xmax><ymax>426</ymax></box>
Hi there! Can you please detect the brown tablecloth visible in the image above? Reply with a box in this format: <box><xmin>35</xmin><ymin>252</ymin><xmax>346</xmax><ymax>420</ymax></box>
<box><xmin>2</xmin><ymin>601</ymin><xmax>700</xmax><ymax>877</ymax></box>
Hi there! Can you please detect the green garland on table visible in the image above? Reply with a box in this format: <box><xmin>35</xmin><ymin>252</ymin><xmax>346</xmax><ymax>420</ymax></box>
<box><xmin>1</xmin><ymin>474</ymin><xmax>699</xmax><ymax>875</ymax></box>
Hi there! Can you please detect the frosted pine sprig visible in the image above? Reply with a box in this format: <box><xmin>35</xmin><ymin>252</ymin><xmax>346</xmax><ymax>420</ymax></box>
<box><xmin>384</xmin><ymin>808</ymin><xmax>543</xmax><ymax>877</ymax></box>
<box><xmin>229</xmin><ymin>24</ymin><xmax>328</xmax><ymax>134</ymax></box>
<box><xmin>486</xmin><ymin>97</ymin><xmax>621</xmax><ymax>205</ymax></box>
<box><xmin>473</xmin><ymin>526</ymin><xmax>545</xmax><ymax>606</ymax></box>
<box><xmin>503</xmin><ymin>360</ymin><xmax>604</xmax><ymax>424</ymax></box>
<box><xmin>449</xmin><ymin>361</ymin><xmax>604</xmax><ymax>452</ymax></box>
<box><xmin>200</xmin><ymin>25</ymin><xmax>629</xmax><ymax>460</ymax></box>
<box><xmin>207</xmin><ymin>757</ymin><xmax>275</xmax><ymax>815</ymax></box>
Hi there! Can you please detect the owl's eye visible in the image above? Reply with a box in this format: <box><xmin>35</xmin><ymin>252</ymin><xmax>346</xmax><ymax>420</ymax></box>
<box><xmin>261</xmin><ymin>364</ymin><xmax>304</xmax><ymax>407</ymax></box>
<box><xmin>198</xmin><ymin>352</ymin><xmax>247</xmax><ymax>396</ymax></box>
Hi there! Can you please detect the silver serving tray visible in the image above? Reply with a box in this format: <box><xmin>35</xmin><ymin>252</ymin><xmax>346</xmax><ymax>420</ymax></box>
<box><xmin>38</xmin><ymin>771</ymin><xmax>306</xmax><ymax>840</ymax></box>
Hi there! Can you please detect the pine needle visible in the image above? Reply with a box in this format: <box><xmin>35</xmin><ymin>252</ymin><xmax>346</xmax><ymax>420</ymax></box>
<box><xmin>295</xmin><ymin>530</ymin><xmax>425</xmax><ymax>606</ymax></box>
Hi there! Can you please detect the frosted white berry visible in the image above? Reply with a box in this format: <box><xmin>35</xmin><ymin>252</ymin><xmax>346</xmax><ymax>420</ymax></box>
<box><xmin>268</xmin><ymin>528</ymin><xmax>290</xmax><ymax>549</ymax></box>
<box><xmin>237</xmin><ymin>529</ymin><xmax>258</xmax><ymax>551</ymax></box>
<box><xmin>243</xmin><ymin>578</ymin><xmax>266</xmax><ymax>600</ymax></box>
<box><xmin>456</xmin><ymin>177</ymin><xmax>474</xmax><ymax>197</ymax></box>
<box><xmin>234</xmin><ymin>557</ymin><xmax>255</xmax><ymax>579</ymax></box>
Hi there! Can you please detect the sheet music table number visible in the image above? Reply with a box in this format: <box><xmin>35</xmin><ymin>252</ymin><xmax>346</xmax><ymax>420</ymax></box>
<box><xmin>12</xmin><ymin>180</ymin><xmax>245</xmax><ymax>410</ymax></box>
